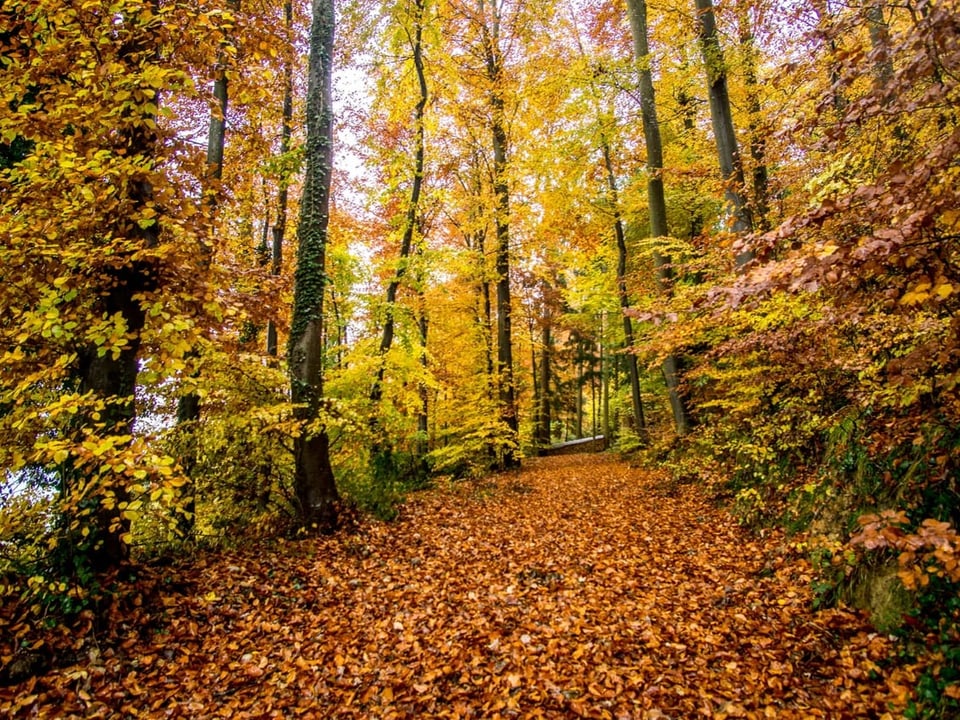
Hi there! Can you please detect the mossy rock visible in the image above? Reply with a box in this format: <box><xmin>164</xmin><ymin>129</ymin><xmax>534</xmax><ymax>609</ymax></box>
<box><xmin>846</xmin><ymin>561</ymin><xmax>912</xmax><ymax>633</ymax></box>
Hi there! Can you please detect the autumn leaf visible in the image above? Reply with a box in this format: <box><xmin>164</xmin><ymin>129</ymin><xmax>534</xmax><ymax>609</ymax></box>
<box><xmin>0</xmin><ymin>455</ymin><xmax>906</xmax><ymax>717</ymax></box>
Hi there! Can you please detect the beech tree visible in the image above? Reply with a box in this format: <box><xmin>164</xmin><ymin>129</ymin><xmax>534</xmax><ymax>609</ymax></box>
<box><xmin>288</xmin><ymin>0</ymin><xmax>339</xmax><ymax>529</ymax></box>
<box><xmin>0</xmin><ymin>0</ymin><xmax>208</xmax><ymax>571</ymax></box>
<box><xmin>479</xmin><ymin>0</ymin><xmax>520</xmax><ymax>468</ymax></box>
<box><xmin>367</xmin><ymin>0</ymin><xmax>431</xmax><ymax>481</ymax></box>
<box><xmin>624</xmin><ymin>0</ymin><xmax>690</xmax><ymax>437</ymax></box>
<box><xmin>734</xmin><ymin>0</ymin><xmax>771</xmax><ymax>232</ymax></box>
<box><xmin>432</xmin><ymin>0</ymin><xmax>534</xmax><ymax>468</ymax></box>
<box><xmin>694</xmin><ymin>0</ymin><xmax>754</xmax><ymax>262</ymax></box>
<box><xmin>267</xmin><ymin>0</ymin><xmax>296</xmax><ymax>359</ymax></box>
<box><xmin>174</xmin><ymin>0</ymin><xmax>236</xmax><ymax>535</ymax></box>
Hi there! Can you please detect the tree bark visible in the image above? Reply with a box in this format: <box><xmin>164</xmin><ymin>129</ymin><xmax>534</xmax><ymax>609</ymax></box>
<box><xmin>529</xmin><ymin>314</ymin><xmax>539</xmax><ymax>443</ymax></box>
<box><xmin>863</xmin><ymin>3</ymin><xmax>893</xmax><ymax>89</ymax></box>
<box><xmin>735</xmin><ymin>2</ymin><xmax>771</xmax><ymax>233</ymax></box>
<box><xmin>600</xmin><ymin>139</ymin><xmax>645</xmax><ymax>434</ymax></box>
<box><xmin>371</xmin><ymin>0</ymin><xmax>428</xmax><ymax>405</ymax></box>
<box><xmin>416</xmin><ymin>263</ymin><xmax>429</xmax><ymax>455</ymax></box>
<box><xmin>367</xmin><ymin>0</ymin><xmax>429</xmax><ymax>482</ymax></box>
<box><xmin>810</xmin><ymin>0</ymin><xmax>846</xmax><ymax>115</ymax></box>
<box><xmin>288</xmin><ymin>0</ymin><xmax>338</xmax><ymax>530</ymax></box>
<box><xmin>694</xmin><ymin>0</ymin><xmax>755</xmax><ymax>266</ymax></box>
<box><xmin>76</xmin><ymin>274</ymin><xmax>148</xmax><ymax>570</ymax></box>
<box><xmin>611</xmin><ymin>3</ymin><xmax>693</xmax><ymax>436</ymax></box>
<box><xmin>575</xmin><ymin>339</ymin><xmax>584</xmax><ymax>438</ymax></box>
<box><xmin>268</xmin><ymin>0</ymin><xmax>295</xmax><ymax>358</ymax></box>
<box><xmin>600</xmin><ymin>313</ymin><xmax>610</xmax><ymax>441</ymax></box>
<box><xmin>480</xmin><ymin>0</ymin><xmax>519</xmax><ymax>467</ymax></box>
<box><xmin>479</xmin><ymin>234</ymin><xmax>495</xmax><ymax>391</ymax></box>
<box><xmin>174</xmin><ymin>0</ymin><xmax>237</xmax><ymax>535</ymax></box>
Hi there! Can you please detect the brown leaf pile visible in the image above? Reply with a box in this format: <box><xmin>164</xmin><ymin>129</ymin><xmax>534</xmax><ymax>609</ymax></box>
<box><xmin>2</xmin><ymin>455</ymin><xmax>906</xmax><ymax>718</ymax></box>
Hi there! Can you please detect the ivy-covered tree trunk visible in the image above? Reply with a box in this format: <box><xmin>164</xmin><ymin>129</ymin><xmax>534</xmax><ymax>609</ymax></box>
<box><xmin>695</xmin><ymin>0</ymin><xmax>754</xmax><ymax>265</ymax></box>
<box><xmin>288</xmin><ymin>0</ymin><xmax>338</xmax><ymax>530</ymax></box>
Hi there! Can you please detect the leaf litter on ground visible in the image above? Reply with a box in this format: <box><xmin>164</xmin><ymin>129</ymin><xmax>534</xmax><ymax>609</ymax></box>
<box><xmin>1</xmin><ymin>454</ymin><xmax>910</xmax><ymax>718</ymax></box>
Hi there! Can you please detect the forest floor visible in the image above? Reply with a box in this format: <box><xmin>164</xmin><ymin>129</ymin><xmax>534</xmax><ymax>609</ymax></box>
<box><xmin>2</xmin><ymin>454</ymin><xmax>912</xmax><ymax>719</ymax></box>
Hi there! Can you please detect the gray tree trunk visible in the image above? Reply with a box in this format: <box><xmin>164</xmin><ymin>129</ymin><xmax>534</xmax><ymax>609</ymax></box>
<box><xmin>695</xmin><ymin>0</ymin><xmax>755</xmax><ymax>266</ymax></box>
<box><xmin>575</xmin><ymin>341</ymin><xmax>584</xmax><ymax>438</ymax></box>
<box><xmin>460</xmin><ymin>164</ymin><xmax>496</xmax><ymax>399</ymax></box>
<box><xmin>735</xmin><ymin>2</ymin><xmax>771</xmax><ymax>232</ymax></box>
<box><xmin>618</xmin><ymin>1</ymin><xmax>693</xmax><ymax>436</ymax></box>
<box><xmin>864</xmin><ymin>3</ymin><xmax>893</xmax><ymax>89</ymax></box>
<box><xmin>416</xmin><ymin>265</ymin><xmax>429</xmax><ymax>455</ymax></box>
<box><xmin>288</xmin><ymin>0</ymin><xmax>338</xmax><ymax>530</ymax></box>
<box><xmin>174</xmin><ymin>0</ymin><xmax>237</xmax><ymax>536</ymax></box>
<box><xmin>601</xmin><ymin>313</ymin><xmax>610</xmax><ymax>440</ymax></box>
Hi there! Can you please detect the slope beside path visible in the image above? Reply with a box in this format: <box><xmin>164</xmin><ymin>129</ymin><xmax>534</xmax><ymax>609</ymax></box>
<box><xmin>3</xmin><ymin>454</ymin><xmax>904</xmax><ymax>718</ymax></box>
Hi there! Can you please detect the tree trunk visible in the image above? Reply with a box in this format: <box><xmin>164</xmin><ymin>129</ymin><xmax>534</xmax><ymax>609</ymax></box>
<box><xmin>370</xmin><ymin>0</ymin><xmax>428</xmax><ymax>405</ymax></box>
<box><xmin>268</xmin><ymin>0</ymin><xmax>295</xmax><ymax>358</ymax></box>
<box><xmin>600</xmin><ymin>139</ymin><xmax>645</xmax><ymax>434</ymax></box>
<box><xmin>479</xmin><ymin>236</ymin><xmax>496</xmax><ymax>392</ymax></box>
<box><xmin>735</xmin><ymin>2</ymin><xmax>771</xmax><ymax>233</ymax></box>
<box><xmin>609</xmin><ymin>2</ymin><xmax>693</xmax><ymax>436</ymax></box>
<box><xmin>538</xmin><ymin>302</ymin><xmax>552</xmax><ymax>446</ymax></box>
<box><xmin>863</xmin><ymin>3</ymin><xmax>893</xmax><ymax>89</ymax></box>
<box><xmin>694</xmin><ymin>0</ymin><xmax>755</xmax><ymax>265</ymax></box>
<box><xmin>464</xmin><ymin>214</ymin><xmax>496</xmax><ymax>399</ymax></box>
<box><xmin>77</xmin><ymin>279</ymin><xmax>148</xmax><ymax>570</ymax></box>
<box><xmin>481</xmin><ymin>0</ymin><xmax>519</xmax><ymax>467</ymax></box>
<box><xmin>73</xmin><ymin>3</ymin><xmax>162</xmax><ymax>570</ymax></box>
<box><xmin>591</xmin><ymin>338</ymin><xmax>598</xmax><ymax>438</ymax></box>
<box><xmin>174</xmin><ymin>0</ymin><xmax>236</xmax><ymax>535</ymax></box>
<box><xmin>600</xmin><ymin>312</ymin><xmax>610</xmax><ymax>441</ymax></box>
<box><xmin>810</xmin><ymin>0</ymin><xmax>846</xmax><ymax>115</ymax></box>
<box><xmin>367</xmin><ymin>0</ymin><xmax>429</xmax><ymax>482</ymax></box>
<box><xmin>288</xmin><ymin>0</ymin><xmax>338</xmax><ymax>530</ymax></box>
<box><xmin>329</xmin><ymin>287</ymin><xmax>345</xmax><ymax>367</ymax></box>
<box><xmin>416</xmin><ymin>271</ymin><xmax>429</xmax><ymax>455</ymax></box>
<box><xmin>529</xmin><ymin>314</ymin><xmax>539</xmax><ymax>444</ymax></box>
<box><xmin>576</xmin><ymin>342</ymin><xmax>584</xmax><ymax>438</ymax></box>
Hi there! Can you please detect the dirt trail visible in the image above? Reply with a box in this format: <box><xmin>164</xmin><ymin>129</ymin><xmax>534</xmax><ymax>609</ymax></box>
<box><xmin>3</xmin><ymin>455</ymin><xmax>901</xmax><ymax>718</ymax></box>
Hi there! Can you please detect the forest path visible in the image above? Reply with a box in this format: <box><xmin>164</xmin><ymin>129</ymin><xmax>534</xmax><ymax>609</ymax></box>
<box><xmin>6</xmin><ymin>454</ymin><xmax>901</xmax><ymax>718</ymax></box>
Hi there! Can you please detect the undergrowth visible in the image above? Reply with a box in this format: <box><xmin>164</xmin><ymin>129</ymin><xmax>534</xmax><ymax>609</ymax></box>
<box><xmin>656</xmin><ymin>410</ymin><xmax>960</xmax><ymax>717</ymax></box>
